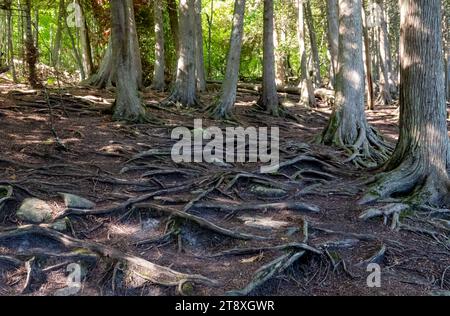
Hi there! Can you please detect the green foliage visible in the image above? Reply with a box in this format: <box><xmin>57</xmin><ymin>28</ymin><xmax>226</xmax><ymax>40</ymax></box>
<box><xmin>0</xmin><ymin>0</ymin><xmax>335</xmax><ymax>85</ymax></box>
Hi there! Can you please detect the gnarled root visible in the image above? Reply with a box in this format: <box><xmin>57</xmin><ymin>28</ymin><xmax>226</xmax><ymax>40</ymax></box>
<box><xmin>206</xmin><ymin>101</ymin><xmax>235</xmax><ymax>121</ymax></box>
<box><xmin>360</xmin><ymin>158</ymin><xmax>450</xmax><ymax>207</ymax></box>
<box><xmin>133</xmin><ymin>203</ymin><xmax>268</xmax><ymax>240</ymax></box>
<box><xmin>359</xmin><ymin>204</ymin><xmax>410</xmax><ymax>230</ymax></box>
<box><xmin>227</xmin><ymin>244</ymin><xmax>322</xmax><ymax>296</ymax></box>
<box><xmin>321</xmin><ymin>121</ymin><xmax>392</xmax><ymax>168</ymax></box>
<box><xmin>0</xmin><ymin>225</ymin><xmax>218</xmax><ymax>289</ymax></box>
<box><xmin>161</xmin><ymin>89</ymin><xmax>201</xmax><ymax>108</ymax></box>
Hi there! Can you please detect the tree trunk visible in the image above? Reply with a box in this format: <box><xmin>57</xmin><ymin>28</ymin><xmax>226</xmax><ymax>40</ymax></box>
<box><xmin>194</xmin><ymin>0</ymin><xmax>206</xmax><ymax>92</ymax></box>
<box><xmin>258</xmin><ymin>0</ymin><xmax>280</xmax><ymax>116</ymax></box>
<box><xmin>320</xmin><ymin>0</ymin><xmax>390</xmax><ymax>168</ymax></box>
<box><xmin>206</xmin><ymin>0</ymin><xmax>214</xmax><ymax>79</ymax></box>
<box><xmin>24</xmin><ymin>0</ymin><xmax>40</xmax><ymax>87</ymax></box>
<box><xmin>63</xmin><ymin>5</ymin><xmax>86</xmax><ymax>81</ymax></box>
<box><xmin>305</xmin><ymin>0</ymin><xmax>321</xmax><ymax>85</ymax></box>
<box><xmin>445</xmin><ymin>0</ymin><xmax>450</xmax><ymax>101</ymax></box>
<box><xmin>86</xmin><ymin>38</ymin><xmax>114</xmax><ymax>88</ymax></box>
<box><xmin>151</xmin><ymin>0</ymin><xmax>166</xmax><ymax>91</ymax></box>
<box><xmin>376</xmin><ymin>0</ymin><xmax>393</xmax><ymax>105</ymax></box>
<box><xmin>274</xmin><ymin>16</ymin><xmax>287</xmax><ymax>86</ymax></box>
<box><xmin>297</xmin><ymin>0</ymin><xmax>316</xmax><ymax>107</ymax></box>
<box><xmin>52</xmin><ymin>0</ymin><xmax>65</xmax><ymax>69</ymax></box>
<box><xmin>326</xmin><ymin>0</ymin><xmax>339</xmax><ymax>88</ymax></box>
<box><xmin>210</xmin><ymin>0</ymin><xmax>246</xmax><ymax>119</ymax></box>
<box><xmin>164</xmin><ymin>0</ymin><xmax>198</xmax><ymax>107</ymax></box>
<box><xmin>362</xmin><ymin>1</ymin><xmax>375</xmax><ymax>111</ymax></box>
<box><xmin>88</xmin><ymin>1</ymin><xmax>141</xmax><ymax>90</ymax></box>
<box><xmin>6</xmin><ymin>0</ymin><xmax>17</xmax><ymax>82</ymax></box>
<box><xmin>167</xmin><ymin>0</ymin><xmax>180</xmax><ymax>55</ymax></box>
<box><xmin>110</xmin><ymin>0</ymin><xmax>146</xmax><ymax>122</ymax></box>
<box><xmin>76</xmin><ymin>0</ymin><xmax>94</xmax><ymax>77</ymax></box>
<box><xmin>362</xmin><ymin>0</ymin><xmax>449</xmax><ymax>206</ymax></box>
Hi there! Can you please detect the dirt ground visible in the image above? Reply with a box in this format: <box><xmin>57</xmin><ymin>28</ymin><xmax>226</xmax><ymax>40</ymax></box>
<box><xmin>0</xmin><ymin>77</ymin><xmax>449</xmax><ymax>296</ymax></box>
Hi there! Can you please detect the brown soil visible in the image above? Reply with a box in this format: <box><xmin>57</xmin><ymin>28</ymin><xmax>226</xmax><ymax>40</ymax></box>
<box><xmin>0</xmin><ymin>78</ymin><xmax>449</xmax><ymax>296</ymax></box>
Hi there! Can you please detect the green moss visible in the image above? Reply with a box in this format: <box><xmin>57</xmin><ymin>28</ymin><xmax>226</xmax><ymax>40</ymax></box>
<box><xmin>180</xmin><ymin>282</ymin><xmax>194</xmax><ymax>295</ymax></box>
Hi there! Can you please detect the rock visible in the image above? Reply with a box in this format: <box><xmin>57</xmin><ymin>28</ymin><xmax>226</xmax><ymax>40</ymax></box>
<box><xmin>16</xmin><ymin>198</ymin><xmax>53</xmax><ymax>223</ymax></box>
<box><xmin>59</xmin><ymin>193</ymin><xmax>96</xmax><ymax>210</ymax></box>
<box><xmin>250</xmin><ymin>185</ymin><xmax>287</xmax><ymax>198</ymax></box>
<box><xmin>50</xmin><ymin>218</ymin><xmax>68</xmax><ymax>232</ymax></box>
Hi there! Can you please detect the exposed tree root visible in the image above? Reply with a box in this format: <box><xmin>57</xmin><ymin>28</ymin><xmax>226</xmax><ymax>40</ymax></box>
<box><xmin>311</xmin><ymin>226</ymin><xmax>378</xmax><ymax>242</ymax></box>
<box><xmin>0</xmin><ymin>225</ymin><xmax>218</xmax><ymax>289</ymax></box>
<box><xmin>320</xmin><ymin>123</ymin><xmax>392</xmax><ymax>168</ymax></box>
<box><xmin>417</xmin><ymin>205</ymin><xmax>450</xmax><ymax>218</ymax></box>
<box><xmin>206</xmin><ymin>102</ymin><xmax>238</xmax><ymax>121</ymax></box>
<box><xmin>161</xmin><ymin>90</ymin><xmax>202</xmax><ymax>108</ymax></box>
<box><xmin>204</xmin><ymin>242</ymin><xmax>322</xmax><ymax>258</ymax></box>
<box><xmin>133</xmin><ymin>203</ymin><xmax>268</xmax><ymax>240</ymax></box>
<box><xmin>225</xmin><ymin>172</ymin><xmax>292</xmax><ymax>191</ymax></box>
<box><xmin>227</xmin><ymin>244</ymin><xmax>322</xmax><ymax>296</ymax></box>
<box><xmin>134</xmin><ymin>230</ymin><xmax>176</xmax><ymax>247</ymax></box>
<box><xmin>59</xmin><ymin>183</ymin><xmax>194</xmax><ymax>218</ymax></box>
<box><xmin>360</xmin><ymin>158</ymin><xmax>450</xmax><ymax>207</ymax></box>
<box><xmin>0</xmin><ymin>255</ymin><xmax>22</xmax><ymax>268</ymax></box>
<box><xmin>22</xmin><ymin>257</ymin><xmax>44</xmax><ymax>294</ymax></box>
<box><xmin>356</xmin><ymin>244</ymin><xmax>386</xmax><ymax>267</ymax></box>
<box><xmin>192</xmin><ymin>201</ymin><xmax>320</xmax><ymax>215</ymax></box>
<box><xmin>397</xmin><ymin>223</ymin><xmax>446</xmax><ymax>243</ymax></box>
<box><xmin>276</xmin><ymin>154</ymin><xmax>346</xmax><ymax>176</ymax></box>
<box><xmin>359</xmin><ymin>204</ymin><xmax>410</xmax><ymax>230</ymax></box>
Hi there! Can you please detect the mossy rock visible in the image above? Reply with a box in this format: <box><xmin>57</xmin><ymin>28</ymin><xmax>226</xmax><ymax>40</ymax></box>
<box><xmin>0</xmin><ymin>186</ymin><xmax>13</xmax><ymax>198</ymax></box>
<box><xmin>50</xmin><ymin>218</ymin><xmax>69</xmax><ymax>232</ymax></box>
<box><xmin>16</xmin><ymin>198</ymin><xmax>53</xmax><ymax>223</ymax></box>
<box><xmin>59</xmin><ymin>193</ymin><xmax>96</xmax><ymax>210</ymax></box>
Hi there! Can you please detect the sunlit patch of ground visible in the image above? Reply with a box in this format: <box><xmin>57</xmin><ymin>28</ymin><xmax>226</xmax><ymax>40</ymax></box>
<box><xmin>0</xmin><ymin>79</ymin><xmax>449</xmax><ymax>296</ymax></box>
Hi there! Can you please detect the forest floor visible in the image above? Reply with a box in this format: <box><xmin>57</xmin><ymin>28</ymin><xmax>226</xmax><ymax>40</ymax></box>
<box><xmin>0</xmin><ymin>77</ymin><xmax>449</xmax><ymax>296</ymax></box>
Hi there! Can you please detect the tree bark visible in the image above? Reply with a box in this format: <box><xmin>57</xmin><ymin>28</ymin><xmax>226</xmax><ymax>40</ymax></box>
<box><xmin>297</xmin><ymin>0</ymin><xmax>316</xmax><ymax>107</ymax></box>
<box><xmin>88</xmin><ymin>1</ymin><xmax>141</xmax><ymax>90</ymax></box>
<box><xmin>51</xmin><ymin>0</ymin><xmax>65</xmax><ymax>69</ymax></box>
<box><xmin>167</xmin><ymin>0</ymin><xmax>180</xmax><ymax>55</ymax></box>
<box><xmin>258</xmin><ymin>0</ymin><xmax>280</xmax><ymax>116</ymax></box>
<box><xmin>63</xmin><ymin>5</ymin><xmax>86</xmax><ymax>81</ymax></box>
<box><xmin>151</xmin><ymin>0</ymin><xmax>166</xmax><ymax>91</ymax></box>
<box><xmin>444</xmin><ymin>0</ymin><xmax>450</xmax><ymax>101</ymax></box>
<box><xmin>362</xmin><ymin>1</ymin><xmax>375</xmax><ymax>111</ymax></box>
<box><xmin>210</xmin><ymin>0</ymin><xmax>246</xmax><ymax>119</ymax></box>
<box><xmin>110</xmin><ymin>0</ymin><xmax>146</xmax><ymax>122</ymax></box>
<box><xmin>326</xmin><ymin>0</ymin><xmax>339</xmax><ymax>88</ymax></box>
<box><xmin>163</xmin><ymin>0</ymin><xmax>198</xmax><ymax>107</ymax></box>
<box><xmin>274</xmin><ymin>16</ymin><xmax>287</xmax><ymax>86</ymax></box>
<box><xmin>320</xmin><ymin>0</ymin><xmax>390</xmax><ymax>168</ymax></box>
<box><xmin>305</xmin><ymin>0</ymin><xmax>321</xmax><ymax>85</ymax></box>
<box><xmin>362</xmin><ymin>0</ymin><xmax>449</xmax><ymax>206</ymax></box>
<box><xmin>194</xmin><ymin>0</ymin><xmax>207</xmax><ymax>92</ymax></box>
<box><xmin>24</xmin><ymin>0</ymin><xmax>40</xmax><ymax>87</ymax></box>
<box><xmin>76</xmin><ymin>0</ymin><xmax>94</xmax><ymax>77</ymax></box>
<box><xmin>376</xmin><ymin>0</ymin><xmax>393</xmax><ymax>105</ymax></box>
<box><xmin>5</xmin><ymin>0</ymin><xmax>17</xmax><ymax>82</ymax></box>
<box><xmin>86</xmin><ymin>38</ymin><xmax>114</xmax><ymax>88</ymax></box>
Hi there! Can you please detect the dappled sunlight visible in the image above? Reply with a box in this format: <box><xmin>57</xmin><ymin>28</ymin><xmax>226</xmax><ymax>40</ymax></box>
<box><xmin>0</xmin><ymin>0</ymin><xmax>448</xmax><ymax>299</ymax></box>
